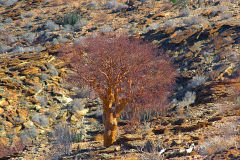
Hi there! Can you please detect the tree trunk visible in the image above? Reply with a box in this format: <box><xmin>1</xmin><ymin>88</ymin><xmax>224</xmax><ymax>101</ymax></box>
<box><xmin>103</xmin><ymin>110</ymin><xmax>118</xmax><ymax>147</ymax></box>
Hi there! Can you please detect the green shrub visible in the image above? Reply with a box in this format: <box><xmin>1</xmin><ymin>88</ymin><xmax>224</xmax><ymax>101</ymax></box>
<box><xmin>60</xmin><ymin>12</ymin><xmax>82</xmax><ymax>26</ymax></box>
<box><xmin>170</xmin><ymin>0</ymin><xmax>188</xmax><ymax>8</ymax></box>
<box><xmin>71</xmin><ymin>131</ymin><xmax>83</xmax><ymax>143</ymax></box>
<box><xmin>170</xmin><ymin>0</ymin><xmax>177</xmax><ymax>3</ymax></box>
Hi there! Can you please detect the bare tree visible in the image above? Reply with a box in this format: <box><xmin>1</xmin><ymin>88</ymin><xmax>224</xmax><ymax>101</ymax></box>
<box><xmin>58</xmin><ymin>33</ymin><xmax>177</xmax><ymax>147</ymax></box>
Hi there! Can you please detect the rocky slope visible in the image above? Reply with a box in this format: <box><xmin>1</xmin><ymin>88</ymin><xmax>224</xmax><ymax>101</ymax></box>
<box><xmin>0</xmin><ymin>0</ymin><xmax>239</xmax><ymax>159</ymax></box>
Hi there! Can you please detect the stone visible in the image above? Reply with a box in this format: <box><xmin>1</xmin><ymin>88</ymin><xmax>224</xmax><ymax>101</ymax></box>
<box><xmin>14</xmin><ymin>125</ymin><xmax>22</xmax><ymax>134</ymax></box>
<box><xmin>125</xmin><ymin>140</ymin><xmax>146</xmax><ymax>149</ymax></box>
<box><xmin>153</xmin><ymin>126</ymin><xmax>169</xmax><ymax>134</ymax></box>
<box><xmin>70</xmin><ymin>114</ymin><xmax>79</xmax><ymax>123</ymax></box>
<box><xmin>0</xmin><ymin>107</ymin><xmax>4</xmax><ymax>114</ymax></box>
<box><xmin>94</xmin><ymin>134</ymin><xmax>104</xmax><ymax>142</ymax></box>
<box><xmin>0</xmin><ymin>126</ymin><xmax>6</xmax><ymax>137</ymax></box>
<box><xmin>21</xmin><ymin>67</ymin><xmax>40</xmax><ymax>76</ymax></box>
<box><xmin>34</xmin><ymin>105</ymin><xmax>41</xmax><ymax>111</ymax></box>
<box><xmin>0</xmin><ymin>137</ymin><xmax>8</xmax><ymax>146</ymax></box>
<box><xmin>23</xmin><ymin>121</ymin><xmax>35</xmax><ymax>129</ymax></box>
<box><xmin>0</xmin><ymin>98</ymin><xmax>9</xmax><ymax>107</ymax></box>
<box><xmin>17</xmin><ymin>109</ymin><xmax>28</xmax><ymax>122</ymax></box>
<box><xmin>99</xmin><ymin>145</ymin><xmax>121</xmax><ymax>153</ymax></box>
<box><xmin>121</xmin><ymin>134</ymin><xmax>142</xmax><ymax>141</ymax></box>
<box><xmin>77</xmin><ymin>108</ymin><xmax>89</xmax><ymax>116</ymax></box>
<box><xmin>2</xmin><ymin>120</ymin><xmax>13</xmax><ymax>131</ymax></box>
<box><xmin>172</xmin><ymin>118</ymin><xmax>185</xmax><ymax>125</ymax></box>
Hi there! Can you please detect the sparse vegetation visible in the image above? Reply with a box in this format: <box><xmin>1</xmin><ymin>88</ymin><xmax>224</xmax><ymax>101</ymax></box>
<box><xmin>53</xmin><ymin>124</ymin><xmax>72</xmax><ymax>156</ymax></box>
<box><xmin>4</xmin><ymin>17</ymin><xmax>13</xmax><ymax>23</ymax></box>
<box><xmin>71</xmin><ymin>131</ymin><xmax>83</xmax><ymax>143</ymax></box>
<box><xmin>183</xmin><ymin>16</ymin><xmax>206</xmax><ymax>26</ymax></box>
<box><xmin>0</xmin><ymin>140</ymin><xmax>26</xmax><ymax>159</ymax></box>
<box><xmin>47</xmin><ymin>64</ymin><xmax>58</xmax><ymax>76</ymax></box>
<box><xmin>198</xmin><ymin>135</ymin><xmax>238</xmax><ymax>156</ymax></box>
<box><xmin>164</xmin><ymin>20</ymin><xmax>175</xmax><ymax>27</ymax></box>
<box><xmin>187</xmin><ymin>75</ymin><xmax>206</xmax><ymax>89</ymax></box>
<box><xmin>60</xmin><ymin>11</ymin><xmax>82</xmax><ymax>26</ymax></box>
<box><xmin>19</xmin><ymin>128</ymin><xmax>38</xmax><ymax>143</ymax></box>
<box><xmin>21</xmin><ymin>32</ymin><xmax>36</xmax><ymax>44</ymax></box>
<box><xmin>0</xmin><ymin>0</ymin><xmax>18</xmax><ymax>6</ymax></box>
<box><xmin>31</xmin><ymin>113</ymin><xmax>49</xmax><ymax>127</ymax></box>
<box><xmin>45</xmin><ymin>20</ymin><xmax>59</xmax><ymax>31</ymax></box>
<box><xmin>68</xmin><ymin>98</ymin><xmax>85</xmax><ymax>113</ymax></box>
<box><xmin>105</xmin><ymin>1</ymin><xmax>118</xmax><ymax>9</ymax></box>
<box><xmin>170</xmin><ymin>0</ymin><xmax>188</xmax><ymax>9</ymax></box>
<box><xmin>147</xmin><ymin>23</ymin><xmax>160</xmax><ymax>31</ymax></box>
<box><xmin>21</xmin><ymin>12</ymin><xmax>34</xmax><ymax>19</ymax></box>
<box><xmin>220</xmin><ymin>12</ymin><xmax>232</xmax><ymax>20</ymax></box>
<box><xmin>178</xmin><ymin>91</ymin><xmax>196</xmax><ymax>107</ymax></box>
<box><xmin>99</xmin><ymin>25</ymin><xmax>113</xmax><ymax>33</ymax></box>
<box><xmin>35</xmin><ymin>95</ymin><xmax>48</xmax><ymax>106</ymax></box>
<box><xmin>138</xmin><ymin>140</ymin><xmax>164</xmax><ymax>160</ymax></box>
<box><xmin>0</xmin><ymin>44</ymin><xmax>10</xmax><ymax>53</ymax></box>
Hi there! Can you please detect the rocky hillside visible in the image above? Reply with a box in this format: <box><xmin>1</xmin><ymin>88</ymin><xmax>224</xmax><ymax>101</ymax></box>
<box><xmin>0</xmin><ymin>0</ymin><xmax>239</xmax><ymax>159</ymax></box>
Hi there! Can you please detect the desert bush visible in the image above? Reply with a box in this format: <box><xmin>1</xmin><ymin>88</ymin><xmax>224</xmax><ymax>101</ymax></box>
<box><xmin>31</xmin><ymin>113</ymin><xmax>49</xmax><ymax>127</ymax></box>
<box><xmin>68</xmin><ymin>98</ymin><xmax>85</xmax><ymax>113</ymax></box>
<box><xmin>164</xmin><ymin>20</ymin><xmax>175</xmax><ymax>28</ymax></box>
<box><xmin>95</xmin><ymin>107</ymin><xmax>103</xmax><ymax>119</ymax></box>
<box><xmin>0</xmin><ymin>140</ymin><xmax>25</xmax><ymax>158</ymax></box>
<box><xmin>140</xmin><ymin>0</ymin><xmax>149</xmax><ymax>3</ymax></box>
<box><xmin>220</xmin><ymin>12</ymin><xmax>232</xmax><ymax>20</ymax></box>
<box><xmin>72</xmin><ymin>87</ymin><xmax>92</xmax><ymax>98</ymax></box>
<box><xmin>228</xmin><ymin>76</ymin><xmax>240</xmax><ymax>103</ymax></box>
<box><xmin>139</xmin><ymin>121</ymin><xmax>151</xmax><ymax>135</ymax></box>
<box><xmin>0</xmin><ymin>44</ymin><xmax>10</xmax><ymax>53</ymax></box>
<box><xmin>0</xmin><ymin>0</ymin><xmax>18</xmax><ymax>6</ymax></box>
<box><xmin>24</xmin><ymin>22</ymin><xmax>32</xmax><ymax>28</ymax></box>
<box><xmin>71</xmin><ymin>131</ymin><xmax>83</xmax><ymax>143</ymax></box>
<box><xmin>89</xmin><ymin>1</ymin><xmax>97</xmax><ymax>7</ymax></box>
<box><xmin>170</xmin><ymin>0</ymin><xmax>188</xmax><ymax>8</ymax></box>
<box><xmin>120</xmin><ymin>104</ymin><xmax>163</xmax><ymax>123</ymax></box>
<box><xmin>187</xmin><ymin>76</ymin><xmax>206</xmax><ymax>89</ymax></box>
<box><xmin>73</xmin><ymin>19</ymin><xmax>87</xmax><ymax>30</ymax></box>
<box><xmin>235</xmin><ymin>77</ymin><xmax>240</xmax><ymax>96</ymax></box>
<box><xmin>53</xmin><ymin>124</ymin><xmax>72</xmax><ymax>155</ymax></box>
<box><xmin>179</xmin><ymin>7</ymin><xmax>190</xmax><ymax>17</ymax></box>
<box><xmin>60</xmin><ymin>12</ymin><xmax>82</xmax><ymax>26</ymax></box>
<box><xmin>7</xmin><ymin>35</ymin><xmax>17</xmax><ymax>43</ymax></box>
<box><xmin>147</xmin><ymin>23</ymin><xmax>160</xmax><ymax>31</ymax></box>
<box><xmin>99</xmin><ymin>25</ymin><xmax>113</xmax><ymax>33</ymax></box>
<box><xmin>215</xmin><ymin>6</ymin><xmax>228</xmax><ymax>13</ymax></box>
<box><xmin>21</xmin><ymin>32</ymin><xmax>36</xmax><ymax>44</ymax></box>
<box><xmin>35</xmin><ymin>95</ymin><xmax>48</xmax><ymax>106</ymax></box>
<box><xmin>19</xmin><ymin>128</ymin><xmax>38</xmax><ymax>143</ymax></box>
<box><xmin>138</xmin><ymin>140</ymin><xmax>165</xmax><ymax>160</ymax></box>
<box><xmin>197</xmin><ymin>136</ymin><xmax>237</xmax><ymax>156</ymax></box>
<box><xmin>12</xmin><ymin>46</ymin><xmax>35</xmax><ymax>54</ymax></box>
<box><xmin>47</xmin><ymin>64</ymin><xmax>58</xmax><ymax>76</ymax></box>
<box><xmin>161</xmin><ymin>3</ymin><xmax>172</xmax><ymax>11</ymax></box>
<box><xmin>105</xmin><ymin>1</ymin><xmax>118</xmax><ymax>9</ymax></box>
<box><xmin>45</xmin><ymin>20</ymin><xmax>59</xmax><ymax>31</ymax></box>
<box><xmin>116</xmin><ymin>3</ymin><xmax>128</xmax><ymax>12</ymax></box>
<box><xmin>58</xmin><ymin>33</ymin><xmax>177</xmax><ymax>147</ymax></box>
<box><xmin>178</xmin><ymin>91</ymin><xmax>196</xmax><ymax>107</ymax></box>
<box><xmin>198</xmin><ymin>119</ymin><xmax>239</xmax><ymax>156</ymax></box>
<box><xmin>183</xmin><ymin>16</ymin><xmax>205</xmax><ymax>26</ymax></box>
<box><xmin>21</xmin><ymin>12</ymin><xmax>34</xmax><ymax>19</ymax></box>
<box><xmin>4</xmin><ymin>17</ymin><xmax>13</xmax><ymax>23</ymax></box>
<box><xmin>49</xmin><ymin>123</ymin><xmax>85</xmax><ymax>159</ymax></box>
